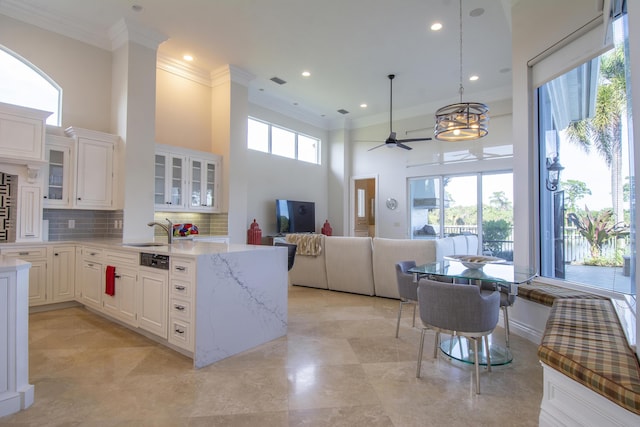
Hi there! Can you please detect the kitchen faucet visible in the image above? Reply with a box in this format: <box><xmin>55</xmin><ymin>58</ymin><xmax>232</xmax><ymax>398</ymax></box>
<box><xmin>147</xmin><ymin>218</ymin><xmax>173</xmax><ymax>244</ymax></box>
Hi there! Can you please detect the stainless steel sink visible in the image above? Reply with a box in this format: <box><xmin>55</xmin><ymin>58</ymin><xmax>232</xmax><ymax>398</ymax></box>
<box><xmin>123</xmin><ymin>242</ymin><xmax>167</xmax><ymax>247</ymax></box>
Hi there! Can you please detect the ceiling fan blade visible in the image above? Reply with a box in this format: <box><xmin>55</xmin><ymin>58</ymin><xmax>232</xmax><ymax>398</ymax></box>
<box><xmin>396</xmin><ymin>143</ymin><xmax>413</xmax><ymax>150</ymax></box>
<box><xmin>367</xmin><ymin>143</ymin><xmax>388</xmax><ymax>151</ymax></box>
<box><xmin>396</xmin><ymin>137</ymin><xmax>433</xmax><ymax>143</ymax></box>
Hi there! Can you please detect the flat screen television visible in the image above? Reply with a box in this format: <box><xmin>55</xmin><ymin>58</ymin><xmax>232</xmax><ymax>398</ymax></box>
<box><xmin>276</xmin><ymin>199</ymin><xmax>316</xmax><ymax>234</ymax></box>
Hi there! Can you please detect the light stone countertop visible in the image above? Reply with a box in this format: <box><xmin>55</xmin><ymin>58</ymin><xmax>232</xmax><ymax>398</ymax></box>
<box><xmin>0</xmin><ymin>238</ymin><xmax>274</xmax><ymax>258</ymax></box>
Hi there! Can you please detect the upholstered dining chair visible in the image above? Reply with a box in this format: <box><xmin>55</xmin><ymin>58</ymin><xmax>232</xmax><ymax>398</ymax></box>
<box><xmin>395</xmin><ymin>261</ymin><xmax>418</xmax><ymax>338</ymax></box>
<box><xmin>416</xmin><ymin>278</ymin><xmax>500</xmax><ymax>394</ymax></box>
<box><xmin>274</xmin><ymin>242</ymin><xmax>297</xmax><ymax>271</ymax></box>
<box><xmin>479</xmin><ymin>282</ymin><xmax>515</xmax><ymax>348</ymax></box>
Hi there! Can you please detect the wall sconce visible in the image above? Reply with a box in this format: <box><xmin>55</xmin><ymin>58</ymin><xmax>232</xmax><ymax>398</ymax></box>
<box><xmin>546</xmin><ymin>156</ymin><xmax>564</xmax><ymax>191</ymax></box>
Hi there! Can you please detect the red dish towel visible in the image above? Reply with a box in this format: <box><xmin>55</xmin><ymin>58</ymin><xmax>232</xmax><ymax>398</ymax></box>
<box><xmin>105</xmin><ymin>265</ymin><xmax>116</xmax><ymax>296</ymax></box>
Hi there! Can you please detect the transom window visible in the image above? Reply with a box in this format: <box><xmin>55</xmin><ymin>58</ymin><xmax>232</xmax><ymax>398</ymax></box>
<box><xmin>247</xmin><ymin>117</ymin><xmax>321</xmax><ymax>164</ymax></box>
<box><xmin>0</xmin><ymin>45</ymin><xmax>61</xmax><ymax>126</ymax></box>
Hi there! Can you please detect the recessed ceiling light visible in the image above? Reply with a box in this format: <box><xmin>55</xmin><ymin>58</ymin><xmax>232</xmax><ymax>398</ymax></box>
<box><xmin>469</xmin><ymin>8</ymin><xmax>484</xmax><ymax>18</ymax></box>
<box><xmin>469</xmin><ymin>75</ymin><xmax>479</xmax><ymax>81</ymax></box>
<box><xmin>360</xmin><ymin>103</ymin><xmax>368</xmax><ymax>108</ymax></box>
<box><xmin>430</xmin><ymin>22</ymin><xmax>442</xmax><ymax>31</ymax></box>
<box><xmin>301</xmin><ymin>71</ymin><xmax>311</xmax><ymax>77</ymax></box>
<box><xmin>183</xmin><ymin>55</ymin><xmax>194</xmax><ymax>61</ymax></box>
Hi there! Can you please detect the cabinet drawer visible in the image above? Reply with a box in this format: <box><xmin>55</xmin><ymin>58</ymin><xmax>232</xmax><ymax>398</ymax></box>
<box><xmin>105</xmin><ymin>250</ymin><xmax>138</xmax><ymax>267</ymax></box>
<box><xmin>169</xmin><ymin>298</ymin><xmax>191</xmax><ymax>320</ymax></box>
<box><xmin>171</xmin><ymin>257</ymin><xmax>194</xmax><ymax>278</ymax></box>
<box><xmin>82</xmin><ymin>247</ymin><xmax>104</xmax><ymax>261</ymax></box>
<box><xmin>1</xmin><ymin>246</ymin><xmax>47</xmax><ymax>259</ymax></box>
<box><xmin>170</xmin><ymin>280</ymin><xmax>192</xmax><ymax>299</ymax></box>
<box><xmin>168</xmin><ymin>317</ymin><xmax>193</xmax><ymax>351</ymax></box>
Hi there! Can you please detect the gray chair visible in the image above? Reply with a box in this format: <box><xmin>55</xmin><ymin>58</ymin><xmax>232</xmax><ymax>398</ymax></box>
<box><xmin>416</xmin><ymin>278</ymin><xmax>500</xmax><ymax>394</ymax></box>
<box><xmin>480</xmin><ymin>282</ymin><xmax>516</xmax><ymax>348</ymax></box>
<box><xmin>395</xmin><ymin>261</ymin><xmax>417</xmax><ymax>338</ymax></box>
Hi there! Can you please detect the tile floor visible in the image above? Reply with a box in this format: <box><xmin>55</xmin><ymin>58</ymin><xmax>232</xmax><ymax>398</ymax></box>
<box><xmin>1</xmin><ymin>286</ymin><xmax>543</xmax><ymax>426</ymax></box>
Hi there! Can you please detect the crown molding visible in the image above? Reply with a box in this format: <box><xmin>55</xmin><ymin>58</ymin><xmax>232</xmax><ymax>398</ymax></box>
<box><xmin>108</xmin><ymin>18</ymin><xmax>167</xmax><ymax>51</ymax></box>
<box><xmin>156</xmin><ymin>54</ymin><xmax>212</xmax><ymax>86</ymax></box>
<box><xmin>211</xmin><ymin>65</ymin><xmax>256</xmax><ymax>88</ymax></box>
<box><xmin>249</xmin><ymin>88</ymin><xmax>330</xmax><ymax>130</ymax></box>
<box><xmin>0</xmin><ymin>0</ymin><xmax>110</xmax><ymax>50</ymax></box>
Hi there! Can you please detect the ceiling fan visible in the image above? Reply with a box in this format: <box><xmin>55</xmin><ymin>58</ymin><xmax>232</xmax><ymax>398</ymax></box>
<box><xmin>368</xmin><ymin>74</ymin><xmax>432</xmax><ymax>151</ymax></box>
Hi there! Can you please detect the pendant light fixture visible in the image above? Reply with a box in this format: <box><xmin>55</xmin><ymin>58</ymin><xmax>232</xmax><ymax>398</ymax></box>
<box><xmin>434</xmin><ymin>0</ymin><xmax>489</xmax><ymax>142</ymax></box>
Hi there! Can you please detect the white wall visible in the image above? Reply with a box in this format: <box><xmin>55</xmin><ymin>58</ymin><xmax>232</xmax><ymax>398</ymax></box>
<box><xmin>0</xmin><ymin>15</ymin><xmax>112</xmax><ymax>133</ymax></box>
<box><xmin>247</xmin><ymin>104</ymin><xmax>329</xmax><ymax>237</ymax></box>
<box><xmin>156</xmin><ymin>68</ymin><xmax>213</xmax><ymax>153</ymax></box>
<box><xmin>348</xmin><ymin>98</ymin><xmax>513</xmax><ymax>238</ymax></box>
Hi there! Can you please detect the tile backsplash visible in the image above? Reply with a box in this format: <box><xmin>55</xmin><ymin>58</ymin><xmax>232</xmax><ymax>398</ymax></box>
<box><xmin>0</xmin><ymin>173</ymin><xmax>16</xmax><ymax>243</ymax></box>
<box><xmin>44</xmin><ymin>209</ymin><xmax>123</xmax><ymax>240</ymax></box>
<box><xmin>42</xmin><ymin>210</ymin><xmax>228</xmax><ymax>241</ymax></box>
<box><xmin>153</xmin><ymin>212</ymin><xmax>229</xmax><ymax>237</ymax></box>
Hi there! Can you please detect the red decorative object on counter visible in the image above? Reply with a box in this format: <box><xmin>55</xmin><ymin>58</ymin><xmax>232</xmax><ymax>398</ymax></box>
<box><xmin>247</xmin><ymin>219</ymin><xmax>262</xmax><ymax>245</ymax></box>
<box><xmin>321</xmin><ymin>220</ymin><xmax>333</xmax><ymax>236</ymax></box>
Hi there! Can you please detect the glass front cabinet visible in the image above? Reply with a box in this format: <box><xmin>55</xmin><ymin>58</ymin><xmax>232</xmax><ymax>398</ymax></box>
<box><xmin>154</xmin><ymin>151</ymin><xmax>186</xmax><ymax>210</ymax></box>
<box><xmin>189</xmin><ymin>157</ymin><xmax>220</xmax><ymax>212</ymax></box>
<box><xmin>154</xmin><ymin>144</ymin><xmax>221</xmax><ymax>213</ymax></box>
<box><xmin>44</xmin><ymin>135</ymin><xmax>74</xmax><ymax>207</ymax></box>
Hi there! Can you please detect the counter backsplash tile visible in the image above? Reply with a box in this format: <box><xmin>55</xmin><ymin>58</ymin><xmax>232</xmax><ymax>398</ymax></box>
<box><xmin>43</xmin><ymin>209</ymin><xmax>123</xmax><ymax>241</ymax></box>
<box><xmin>153</xmin><ymin>211</ymin><xmax>228</xmax><ymax>238</ymax></box>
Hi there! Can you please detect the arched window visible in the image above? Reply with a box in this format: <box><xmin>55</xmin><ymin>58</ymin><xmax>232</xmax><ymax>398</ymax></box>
<box><xmin>0</xmin><ymin>45</ymin><xmax>61</xmax><ymax>126</ymax></box>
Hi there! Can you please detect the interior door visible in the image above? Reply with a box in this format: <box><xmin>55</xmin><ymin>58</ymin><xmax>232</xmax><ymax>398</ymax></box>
<box><xmin>354</xmin><ymin>178</ymin><xmax>375</xmax><ymax>237</ymax></box>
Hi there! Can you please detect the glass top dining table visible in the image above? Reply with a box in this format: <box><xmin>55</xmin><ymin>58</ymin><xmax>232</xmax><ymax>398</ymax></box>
<box><xmin>408</xmin><ymin>260</ymin><xmax>537</xmax><ymax>366</ymax></box>
<box><xmin>408</xmin><ymin>260</ymin><xmax>536</xmax><ymax>295</ymax></box>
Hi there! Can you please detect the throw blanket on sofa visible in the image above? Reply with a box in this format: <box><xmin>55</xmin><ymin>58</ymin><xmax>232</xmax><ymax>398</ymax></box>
<box><xmin>286</xmin><ymin>234</ymin><xmax>323</xmax><ymax>256</ymax></box>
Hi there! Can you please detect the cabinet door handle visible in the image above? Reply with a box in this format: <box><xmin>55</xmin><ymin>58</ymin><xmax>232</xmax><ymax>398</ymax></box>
<box><xmin>18</xmin><ymin>252</ymin><xmax>29</xmax><ymax>256</ymax></box>
<box><xmin>43</xmin><ymin>195</ymin><xmax>48</xmax><ymax>199</ymax></box>
<box><xmin>175</xmin><ymin>328</ymin><xmax>185</xmax><ymax>335</ymax></box>
<box><xmin>174</xmin><ymin>305</ymin><xmax>185</xmax><ymax>311</ymax></box>
<box><xmin>54</xmin><ymin>253</ymin><xmax>59</xmax><ymax>256</ymax></box>
<box><xmin>175</xmin><ymin>266</ymin><xmax>186</xmax><ymax>272</ymax></box>
<box><xmin>115</xmin><ymin>274</ymin><xmax>121</xmax><ymax>279</ymax></box>
<box><xmin>175</xmin><ymin>285</ymin><xmax>186</xmax><ymax>291</ymax></box>
<box><xmin>77</xmin><ymin>197</ymin><xmax>82</xmax><ymax>201</ymax></box>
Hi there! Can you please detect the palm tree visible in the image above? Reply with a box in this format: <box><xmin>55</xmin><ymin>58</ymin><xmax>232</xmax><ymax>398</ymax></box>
<box><xmin>565</xmin><ymin>45</ymin><xmax>626</xmax><ymax>222</ymax></box>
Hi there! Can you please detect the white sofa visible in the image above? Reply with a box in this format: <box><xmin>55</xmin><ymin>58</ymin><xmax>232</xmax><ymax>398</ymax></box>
<box><xmin>287</xmin><ymin>234</ymin><xmax>479</xmax><ymax>299</ymax></box>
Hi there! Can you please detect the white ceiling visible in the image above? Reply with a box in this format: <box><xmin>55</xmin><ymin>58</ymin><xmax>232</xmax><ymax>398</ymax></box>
<box><xmin>0</xmin><ymin>0</ymin><xmax>514</xmax><ymax>129</ymax></box>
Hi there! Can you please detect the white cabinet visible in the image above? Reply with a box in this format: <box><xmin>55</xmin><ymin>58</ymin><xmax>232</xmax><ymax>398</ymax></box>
<box><xmin>188</xmin><ymin>156</ymin><xmax>220</xmax><ymax>212</ymax></box>
<box><xmin>155</xmin><ymin>144</ymin><xmax>221</xmax><ymax>213</ymax></box>
<box><xmin>50</xmin><ymin>245</ymin><xmax>75</xmax><ymax>303</ymax></box>
<box><xmin>102</xmin><ymin>250</ymin><xmax>138</xmax><ymax>327</ymax></box>
<box><xmin>0</xmin><ymin>245</ymin><xmax>76</xmax><ymax>307</ymax></box>
<box><xmin>18</xmin><ymin>185</ymin><xmax>42</xmax><ymax>241</ymax></box>
<box><xmin>0</xmin><ymin>246</ymin><xmax>48</xmax><ymax>306</ymax></box>
<box><xmin>79</xmin><ymin>246</ymin><xmax>103</xmax><ymax>310</ymax></box>
<box><xmin>168</xmin><ymin>257</ymin><xmax>195</xmax><ymax>351</ymax></box>
<box><xmin>138</xmin><ymin>266</ymin><xmax>168</xmax><ymax>339</ymax></box>
<box><xmin>64</xmin><ymin>127</ymin><xmax>117</xmax><ymax>210</ymax></box>
<box><xmin>43</xmin><ymin>135</ymin><xmax>74</xmax><ymax>207</ymax></box>
<box><xmin>154</xmin><ymin>151</ymin><xmax>186</xmax><ymax>210</ymax></box>
<box><xmin>0</xmin><ymin>260</ymin><xmax>34</xmax><ymax>417</ymax></box>
<box><xmin>0</xmin><ymin>101</ymin><xmax>50</xmax><ymax>163</ymax></box>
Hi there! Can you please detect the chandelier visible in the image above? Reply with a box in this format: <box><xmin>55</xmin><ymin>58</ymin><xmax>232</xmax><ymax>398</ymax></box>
<box><xmin>434</xmin><ymin>0</ymin><xmax>489</xmax><ymax>142</ymax></box>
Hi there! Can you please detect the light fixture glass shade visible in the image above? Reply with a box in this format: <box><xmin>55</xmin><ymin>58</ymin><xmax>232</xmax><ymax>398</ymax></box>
<box><xmin>434</xmin><ymin>102</ymin><xmax>489</xmax><ymax>141</ymax></box>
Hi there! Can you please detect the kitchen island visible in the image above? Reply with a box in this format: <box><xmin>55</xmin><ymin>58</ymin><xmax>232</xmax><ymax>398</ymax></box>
<box><xmin>187</xmin><ymin>242</ymin><xmax>288</xmax><ymax>368</ymax></box>
<box><xmin>1</xmin><ymin>239</ymin><xmax>288</xmax><ymax>370</ymax></box>
<box><xmin>124</xmin><ymin>240</ymin><xmax>289</xmax><ymax>368</ymax></box>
